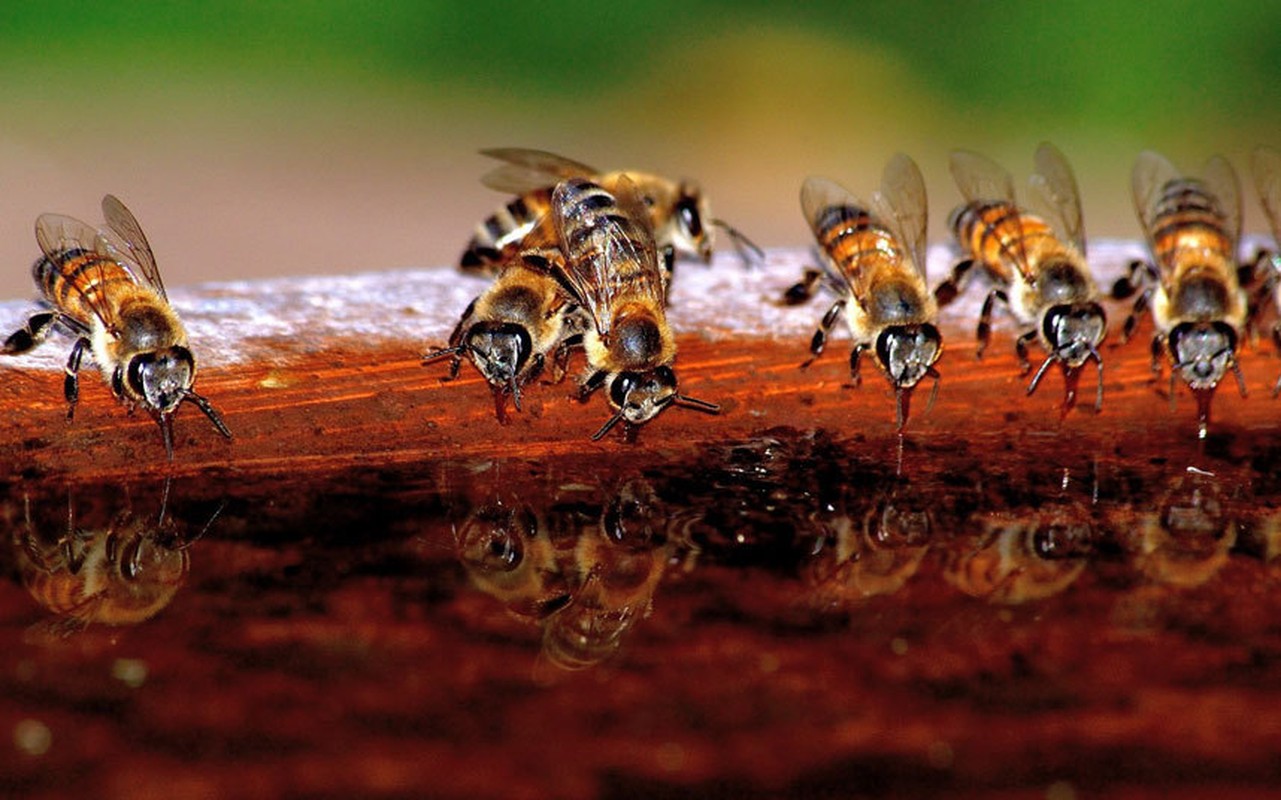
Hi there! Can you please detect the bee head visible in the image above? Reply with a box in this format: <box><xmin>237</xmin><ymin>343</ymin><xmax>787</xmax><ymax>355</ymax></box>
<box><xmin>1169</xmin><ymin>321</ymin><xmax>1237</xmax><ymax>390</ymax></box>
<box><xmin>465</xmin><ymin>322</ymin><xmax>533</xmax><ymax>390</ymax></box>
<box><xmin>608</xmin><ymin>367</ymin><xmax>679</xmax><ymax>426</ymax></box>
<box><xmin>125</xmin><ymin>346</ymin><xmax>195</xmax><ymax>414</ymax></box>
<box><xmin>674</xmin><ymin>181</ymin><xmax>711</xmax><ymax>263</ymax></box>
<box><xmin>1043</xmin><ymin>302</ymin><xmax>1107</xmax><ymax>368</ymax></box>
<box><xmin>875</xmin><ymin>324</ymin><xmax>942</xmax><ymax>389</ymax></box>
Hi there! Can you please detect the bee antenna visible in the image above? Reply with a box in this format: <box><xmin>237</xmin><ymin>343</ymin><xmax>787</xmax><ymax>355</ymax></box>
<box><xmin>1089</xmin><ymin>346</ymin><xmax>1105</xmax><ymax>412</ymax></box>
<box><xmin>179</xmin><ymin>498</ymin><xmax>227</xmax><ymax>551</ymax></box>
<box><xmin>591</xmin><ymin>411</ymin><xmax>627</xmax><ymax>442</ymax></box>
<box><xmin>1230</xmin><ymin>356</ymin><xmax>1248</xmax><ymax>398</ymax></box>
<box><xmin>422</xmin><ymin>345</ymin><xmax>464</xmax><ymax>364</ymax></box>
<box><xmin>673</xmin><ymin>393</ymin><xmax>720</xmax><ymax>414</ymax></box>
<box><xmin>182</xmin><ymin>390</ymin><xmax>232</xmax><ymax>439</ymax></box>
<box><xmin>925</xmin><ymin>366</ymin><xmax>942</xmax><ymax>415</ymax></box>
<box><xmin>157</xmin><ymin>412</ymin><xmax>175</xmax><ymax>462</ymax></box>
<box><xmin>711</xmin><ymin>218</ymin><xmax>765</xmax><ymax>264</ymax></box>
<box><xmin>1027</xmin><ymin>352</ymin><xmax>1059</xmax><ymax>397</ymax></box>
<box><xmin>509</xmin><ymin>375</ymin><xmax>523</xmax><ymax>412</ymax></box>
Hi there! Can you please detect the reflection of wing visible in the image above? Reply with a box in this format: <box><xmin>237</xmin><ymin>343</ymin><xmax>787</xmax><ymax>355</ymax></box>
<box><xmin>1028</xmin><ymin>142</ymin><xmax>1086</xmax><ymax>256</ymax></box>
<box><xmin>949</xmin><ymin>149</ymin><xmax>1031</xmax><ymax>277</ymax></box>
<box><xmin>479</xmin><ymin>148</ymin><xmax>599</xmax><ymax>194</ymax></box>
<box><xmin>1131</xmin><ymin>150</ymin><xmax>1182</xmax><ymax>258</ymax></box>
<box><xmin>101</xmin><ymin>194</ymin><xmax>167</xmax><ymax>300</ymax></box>
<box><xmin>872</xmin><ymin>152</ymin><xmax>928</xmax><ymax>277</ymax></box>
<box><xmin>1256</xmin><ymin>147</ymin><xmax>1281</xmax><ymax>244</ymax></box>
<box><xmin>1202</xmin><ymin>155</ymin><xmax>1242</xmax><ymax>250</ymax></box>
<box><xmin>799</xmin><ymin>176</ymin><xmax>863</xmax><ymax>292</ymax></box>
<box><xmin>551</xmin><ymin>177</ymin><xmax>658</xmax><ymax>339</ymax></box>
<box><xmin>34</xmin><ymin>213</ymin><xmax>128</xmax><ymax>330</ymax></box>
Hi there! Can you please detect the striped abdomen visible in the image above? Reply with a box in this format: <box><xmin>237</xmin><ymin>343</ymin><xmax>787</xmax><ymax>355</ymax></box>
<box><xmin>813</xmin><ymin>203</ymin><xmax>908</xmax><ymax>293</ymax></box>
<box><xmin>35</xmin><ymin>248</ymin><xmax>137</xmax><ymax>329</ymax></box>
<box><xmin>558</xmin><ymin>180</ymin><xmax>663</xmax><ymax>304</ymax></box>
<box><xmin>460</xmin><ymin>189</ymin><xmax>553</xmax><ymax>271</ymax></box>
<box><xmin>950</xmin><ymin>201</ymin><xmax>1058</xmax><ymax>282</ymax></box>
<box><xmin>1147</xmin><ymin>179</ymin><xmax>1236</xmax><ymax>277</ymax></box>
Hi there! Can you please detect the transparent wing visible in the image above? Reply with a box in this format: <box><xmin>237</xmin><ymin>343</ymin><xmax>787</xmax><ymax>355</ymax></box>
<box><xmin>1028</xmin><ymin>142</ymin><xmax>1086</xmax><ymax>256</ymax></box>
<box><xmin>1131</xmin><ymin>150</ymin><xmax>1182</xmax><ymax>255</ymax></box>
<box><xmin>101</xmin><ymin>194</ymin><xmax>167</xmax><ymax>300</ymax></box>
<box><xmin>1255</xmin><ymin>146</ymin><xmax>1281</xmax><ymax>244</ymax></box>
<box><xmin>1202</xmin><ymin>155</ymin><xmax>1242</xmax><ymax>251</ymax></box>
<box><xmin>479</xmin><ymin>147</ymin><xmax>599</xmax><ymax>194</ymax></box>
<box><xmin>949</xmin><ymin>149</ymin><xmax>1031</xmax><ymax>278</ymax></box>
<box><xmin>34</xmin><ymin>212</ymin><xmax>128</xmax><ymax>329</ymax></box>
<box><xmin>799</xmin><ymin>176</ymin><xmax>862</xmax><ymax>291</ymax></box>
<box><xmin>949</xmin><ymin>149</ymin><xmax>1016</xmax><ymax>206</ymax></box>
<box><xmin>872</xmin><ymin>152</ymin><xmax>929</xmax><ymax>277</ymax></box>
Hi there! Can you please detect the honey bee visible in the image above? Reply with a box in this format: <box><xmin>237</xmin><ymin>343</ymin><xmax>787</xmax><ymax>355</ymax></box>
<box><xmin>1112</xmin><ymin>469</ymin><xmax>1237</xmax><ymax>589</ymax></box>
<box><xmin>422</xmin><ymin>254</ymin><xmax>588</xmax><ymax>422</ymax></box>
<box><xmin>460</xmin><ymin>147</ymin><xmax>761</xmax><ymax>274</ymax></box>
<box><xmin>547</xmin><ymin>177</ymin><xmax>719</xmax><ymax>440</ymax></box>
<box><xmin>937</xmin><ymin>143</ymin><xmax>1106</xmax><ymax>414</ymax></box>
<box><xmin>786</xmin><ymin>153</ymin><xmax>942</xmax><ymax>429</ymax></box>
<box><xmin>2</xmin><ymin>195</ymin><xmax>230</xmax><ymax>458</ymax></box>
<box><xmin>940</xmin><ymin>508</ymin><xmax>1095</xmax><ymax>605</ymax></box>
<box><xmin>1250</xmin><ymin>146</ymin><xmax>1281</xmax><ymax>392</ymax></box>
<box><xmin>13</xmin><ymin>481</ymin><xmax>207</xmax><ymax>633</ymax></box>
<box><xmin>1115</xmin><ymin>151</ymin><xmax>1247</xmax><ymax>436</ymax></box>
<box><xmin>453</xmin><ymin>501</ymin><xmax>575</xmax><ymax>621</ymax></box>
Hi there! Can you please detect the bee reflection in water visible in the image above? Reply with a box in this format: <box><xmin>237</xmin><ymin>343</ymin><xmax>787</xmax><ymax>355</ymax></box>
<box><xmin>453</xmin><ymin>477</ymin><xmax>682</xmax><ymax>672</ymax></box>
<box><xmin>11</xmin><ymin>478</ymin><xmax>216</xmax><ymax>636</ymax></box>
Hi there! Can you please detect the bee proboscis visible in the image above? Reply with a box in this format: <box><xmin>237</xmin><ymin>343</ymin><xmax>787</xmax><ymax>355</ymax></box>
<box><xmin>461</xmin><ymin>147</ymin><xmax>761</xmax><ymax>274</ymax></box>
<box><xmin>545</xmin><ymin>177</ymin><xmax>719</xmax><ymax>441</ymax></box>
<box><xmin>785</xmin><ymin>153</ymin><xmax>942</xmax><ymax>430</ymax></box>
<box><xmin>1114</xmin><ymin>151</ymin><xmax>1247</xmax><ymax>437</ymax></box>
<box><xmin>937</xmin><ymin>143</ymin><xmax>1106</xmax><ymax>415</ymax></box>
<box><xmin>2</xmin><ymin>195</ymin><xmax>230</xmax><ymax>458</ymax></box>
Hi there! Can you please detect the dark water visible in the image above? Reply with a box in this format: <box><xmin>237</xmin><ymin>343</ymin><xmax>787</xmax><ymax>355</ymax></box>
<box><xmin>4</xmin><ymin>426</ymin><xmax>1281</xmax><ymax>798</ymax></box>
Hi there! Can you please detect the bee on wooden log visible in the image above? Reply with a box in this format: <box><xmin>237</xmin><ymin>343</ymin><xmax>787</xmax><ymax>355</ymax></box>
<box><xmin>936</xmin><ymin>143</ymin><xmax>1106</xmax><ymax>416</ymax></box>
<box><xmin>785</xmin><ymin>153</ymin><xmax>942</xmax><ymax>430</ymax></box>
<box><xmin>544</xmin><ymin>177</ymin><xmax>719</xmax><ymax>441</ymax></box>
<box><xmin>422</xmin><ymin>247</ymin><xmax>588</xmax><ymax>422</ymax></box>
<box><xmin>460</xmin><ymin>147</ymin><xmax>761</xmax><ymax>275</ymax></box>
<box><xmin>1249</xmin><ymin>146</ymin><xmax>1281</xmax><ymax>394</ymax></box>
<box><xmin>1</xmin><ymin>195</ymin><xmax>230</xmax><ymax>459</ymax></box>
<box><xmin>1113</xmin><ymin>151</ymin><xmax>1247</xmax><ymax>438</ymax></box>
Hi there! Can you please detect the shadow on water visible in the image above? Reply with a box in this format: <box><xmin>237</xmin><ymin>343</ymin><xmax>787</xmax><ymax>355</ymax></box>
<box><xmin>4</xmin><ymin>425</ymin><xmax>1281</xmax><ymax>795</ymax></box>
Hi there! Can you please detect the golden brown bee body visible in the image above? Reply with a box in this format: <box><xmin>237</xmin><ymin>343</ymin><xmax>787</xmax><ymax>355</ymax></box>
<box><xmin>2</xmin><ymin>195</ymin><xmax>230</xmax><ymax>458</ymax></box>
<box><xmin>15</xmin><ymin>497</ymin><xmax>192</xmax><ymax>631</ymax></box>
<box><xmin>1119</xmin><ymin>151</ymin><xmax>1247</xmax><ymax>436</ymax></box>
<box><xmin>460</xmin><ymin>147</ymin><xmax>759</xmax><ymax>274</ymax></box>
<box><xmin>1250</xmin><ymin>146</ymin><xmax>1281</xmax><ymax>392</ymax></box>
<box><xmin>941</xmin><ymin>511</ymin><xmax>1093</xmax><ymax>604</ymax></box>
<box><xmin>939</xmin><ymin>143</ymin><xmax>1105</xmax><ymax>415</ymax></box>
<box><xmin>788</xmin><ymin>154</ymin><xmax>941</xmax><ymax>429</ymax></box>
<box><xmin>423</xmin><ymin>258</ymin><xmax>588</xmax><ymax>422</ymax></box>
<box><xmin>546</xmin><ymin>177</ymin><xmax>718</xmax><ymax>440</ymax></box>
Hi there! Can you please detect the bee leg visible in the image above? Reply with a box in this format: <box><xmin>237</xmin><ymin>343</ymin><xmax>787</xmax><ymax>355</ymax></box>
<box><xmin>1272</xmin><ymin>323</ymin><xmax>1281</xmax><ymax>397</ymax></box>
<box><xmin>934</xmin><ymin>259</ymin><xmax>975</xmax><ymax>308</ymax></box>
<box><xmin>1120</xmin><ymin>285</ymin><xmax>1154</xmax><ymax>344</ymax></box>
<box><xmin>659</xmin><ymin>244</ymin><xmax>676</xmax><ymax>291</ymax></box>
<box><xmin>548</xmin><ymin>335</ymin><xmax>581</xmax><ymax>384</ymax></box>
<box><xmin>801</xmin><ymin>299</ymin><xmax>845</xmax><ymax>369</ymax></box>
<box><xmin>63</xmin><ymin>337</ymin><xmax>89</xmax><ymax>422</ymax></box>
<box><xmin>846</xmin><ymin>344</ymin><xmax>866</xmax><ymax>388</ymax></box>
<box><xmin>525</xmin><ymin>353</ymin><xmax>546</xmax><ymax>384</ymax></box>
<box><xmin>1150</xmin><ymin>333</ymin><xmax>1166</xmax><ymax>375</ymax></box>
<box><xmin>2</xmin><ymin>311</ymin><xmax>58</xmax><ymax>355</ymax></box>
<box><xmin>781</xmin><ymin>268</ymin><xmax>824</xmax><ymax>306</ymax></box>
<box><xmin>1244</xmin><ymin>250</ymin><xmax>1279</xmax><ymax>342</ymax></box>
<box><xmin>578</xmin><ymin>370</ymin><xmax>608</xmax><ymax>402</ymax></box>
<box><xmin>975</xmin><ymin>289</ymin><xmax>1008</xmax><ymax>360</ymax></box>
<box><xmin>1111</xmin><ymin>259</ymin><xmax>1153</xmax><ymax>300</ymax></box>
<box><xmin>1014</xmin><ymin>330</ymin><xmax>1037</xmax><ymax>375</ymax></box>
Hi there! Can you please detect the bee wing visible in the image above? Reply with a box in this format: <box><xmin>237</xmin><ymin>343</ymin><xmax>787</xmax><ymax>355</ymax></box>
<box><xmin>799</xmin><ymin>176</ymin><xmax>863</xmax><ymax>292</ymax></box>
<box><xmin>101</xmin><ymin>194</ymin><xmax>167</xmax><ymax>301</ymax></box>
<box><xmin>479</xmin><ymin>147</ymin><xmax>600</xmax><ymax>194</ymax></box>
<box><xmin>34</xmin><ymin>212</ymin><xmax>128</xmax><ymax>330</ymax></box>
<box><xmin>1028</xmin><ymin>142</ymin><xmax>1086</xmax><ymax>257</ymax></box>
<box><xmin>1131</xmin><ymin>150</ymin><xmax>1183</xmax><ymax>259</ymax></box>
<box><xmin>949</xmin><ymin>149</ymin><xmax>1034</xmax><ymax>279</ymax></box>
<box><xmin>1202</xmin><ymin>155</ymin><xmax>1242</xmax><ymax>251</ymax></box>
<box><xmin>872</xmin><ymin>153</ymin><xmax>929</xmax><ymax>277</ymax></box>
<box><xmin>550</xmin><ymin>177</ymin><xmax>660</xmax><ymax>338</ymax></box>
<box><xmin>1255</xmin><ymin>146</ymin><xmax>1281</xmax><ymax>244</ymax></box>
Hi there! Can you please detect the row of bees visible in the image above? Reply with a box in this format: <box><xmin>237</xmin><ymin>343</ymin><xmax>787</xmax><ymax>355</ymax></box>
<box><xmin>9</xmin><ymin>461</ymin><xmax>1273</xmax><ymax>670</ymax></box>
<box><xmin>4</xmin><ymin>145</ymin><xmax>1281</xmax><ymax>455</ymax></box>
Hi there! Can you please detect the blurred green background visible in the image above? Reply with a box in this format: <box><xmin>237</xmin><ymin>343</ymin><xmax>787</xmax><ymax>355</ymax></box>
<box><xmin>0</xmin><ymin>1</ymin><xmax>1277</xmax><ymax>298</ymax></box>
